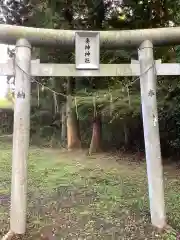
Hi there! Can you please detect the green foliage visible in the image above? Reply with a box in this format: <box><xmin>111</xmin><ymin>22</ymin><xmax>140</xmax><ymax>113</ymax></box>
<box><xmin>175</xmin><ymin>46</ymin><xmax>180</xmax><ymax>62</ymax></box>
<box><xmin>0</xmin><ymin>0</ymin><xmax>32</xmax><ymax>25</ymax></box>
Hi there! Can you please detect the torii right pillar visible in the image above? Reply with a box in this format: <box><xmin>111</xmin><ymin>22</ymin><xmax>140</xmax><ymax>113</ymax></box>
<box><xmin>138</xmin><ymin>40</ymin><xmax>166</xmax><ymax>229</ymax></box>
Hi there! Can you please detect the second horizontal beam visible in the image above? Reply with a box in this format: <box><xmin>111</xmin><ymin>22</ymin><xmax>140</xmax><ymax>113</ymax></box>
<box><xmin>1</xmin><ymin>61</ymin><xmax>180</xmax><ymax>77</ymax></box>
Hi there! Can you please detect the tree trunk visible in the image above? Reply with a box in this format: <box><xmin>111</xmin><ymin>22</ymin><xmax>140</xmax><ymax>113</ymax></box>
<box><xmin>37</xmin><ymin>84</ymin><xmax>40</xmax><ymax>107</ymax></box>
<box><xmin>66</xmin><ymin>78</ymin><xmax>81</xmax><ymax>150</ymax></box>
<box><xmin>123</xmin><ymin>122</ymin><xmax>129</xmax><ymax>147</ymax></box>
<box><xmin>61</xmin><ymin>103</ymin><xmax>66</xmax><ymax>146</ymax></box>
<box><xmin>52</xmin><ymin>78</ymin><xmax>59</xmax><ymax>114</ymax></box>
<box><xmin>89</xmin><ymin>114</ymin><xmax>102</xmax><ymax>155</ymax></box>
<box><xmin>53</xmin><ymin>92</ymin><xmax>59</xmax><ymax>114</ymax></box>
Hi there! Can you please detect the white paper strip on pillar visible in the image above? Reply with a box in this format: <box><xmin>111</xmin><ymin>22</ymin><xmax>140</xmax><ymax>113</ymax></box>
<box><xmin>75</xmin><ymin>31</ymin><xmax>100</xmax><ymax>70</ymax></box>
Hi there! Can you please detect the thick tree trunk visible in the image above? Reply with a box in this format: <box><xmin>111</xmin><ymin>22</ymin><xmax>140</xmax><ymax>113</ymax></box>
<box><xmin>89</xmin><ymin>114</ymin><xmax>102</xmax><ymax>155</ymax></box>
<box><xmin>66</xmin><ymin>78</ymin><xmax>81</xmax><ymax>150</ymax></box>
<box><xmin>61</xmin><ymin>103</ymin><xmax>66</xmax><ymax>146</ymax></box>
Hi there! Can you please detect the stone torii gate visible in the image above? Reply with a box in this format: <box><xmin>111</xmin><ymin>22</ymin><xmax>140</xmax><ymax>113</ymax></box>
<box><xmin>1</xmin><ymin>24</ymin><xmax>180</xmax><ymax>238</ymax></box>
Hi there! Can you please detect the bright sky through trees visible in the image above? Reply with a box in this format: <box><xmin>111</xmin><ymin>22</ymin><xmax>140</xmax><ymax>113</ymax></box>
<box><xmin>0</xmin><ymin>44</ymin><xmax>8</xmax><ymax>98</ymax></box>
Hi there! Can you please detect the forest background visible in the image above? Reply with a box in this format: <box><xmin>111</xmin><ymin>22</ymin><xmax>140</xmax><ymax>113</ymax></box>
<box><xmin>1</xmin><ymin>0</ymin><xmax>180</xmax><ymax>159</ymax></box>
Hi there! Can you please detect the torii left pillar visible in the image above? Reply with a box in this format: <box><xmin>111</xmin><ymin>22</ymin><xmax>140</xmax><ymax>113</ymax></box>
<box><xmin>10</xmin><ymin>38</ymin><xmax>31</xmax><ymax>234</ymax></box>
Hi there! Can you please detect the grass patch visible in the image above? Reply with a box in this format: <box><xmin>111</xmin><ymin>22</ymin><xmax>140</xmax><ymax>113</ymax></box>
<box><xmin>0</xmin><ymin>143</ymin><xmax>180</xmax><ymax>239</ymax></box>
<box><xmin>0</xmin><ymin>98</ymin><xmax>13</xmax><ymax>109</ymax></box>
